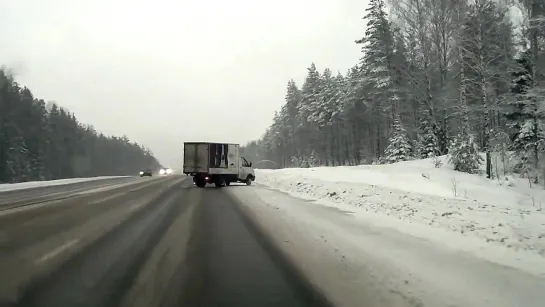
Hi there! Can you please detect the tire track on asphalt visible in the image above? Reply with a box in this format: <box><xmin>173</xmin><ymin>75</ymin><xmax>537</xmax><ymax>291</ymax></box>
<box><xmin>177</xmin><ymin>187</ymin><xmax>334</xmax><ymax>307</ymax></box>
<box><xmin>0</xmin><ymin>177</ymin><xmax>158</xmax><ymax>212</ymax></box>
<box><xmin>0</xmin><ymin>177</ymin><xmax>137</xmax><ymax>207</ymax></box>
<box><xmin>0</xmin><ymin>177</ymin><xmax>185</xmax><ymax>303</ymax></box>
<box><xmin>16</xmin><ymin>178</ymin><xmax>188</xmax><ymax>307</ymax></box>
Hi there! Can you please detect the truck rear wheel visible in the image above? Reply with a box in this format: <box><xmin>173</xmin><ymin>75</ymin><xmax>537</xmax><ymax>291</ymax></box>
<box><xmin>214</xmin><ymin>176</ymin><xmax>225</xmax><ymax>188</ymax></box>
<box><xmin>195</xmin><ymin>179</ymin><xmax>206</xmax><ymax>187</ymax></box>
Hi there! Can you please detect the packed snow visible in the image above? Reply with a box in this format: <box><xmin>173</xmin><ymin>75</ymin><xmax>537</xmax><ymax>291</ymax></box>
<box><xmin>229</xmin><ymin>185</ymin><xmax>545</xmax><ymax>307</ymax></box>
<box><xmin>0</xmin><ymin>176</ymin><xmax>130</xmax><ymax>192</ymax></box>
<box><xmin>255</xmin><ymin>155</ymin><xmax>545</xmax><ymax>259</ymax></box>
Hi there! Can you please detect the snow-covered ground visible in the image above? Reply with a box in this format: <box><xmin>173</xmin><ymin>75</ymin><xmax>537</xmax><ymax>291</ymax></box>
<box><xmin>255</xmin><ymin>155</ymin><xmax>545</xmax><ymax>259</ymax></box>
<box><xmin>0</xmin><ymin>176</ymin><xmax>130</xmax><ymax>192</ymax></box>
<box><xmin>228</xmin><ymin>185</ymin><xmax>545</xmax><ymax>307</ymax></box>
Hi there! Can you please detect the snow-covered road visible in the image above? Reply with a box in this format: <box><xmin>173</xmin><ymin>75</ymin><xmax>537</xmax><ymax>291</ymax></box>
<box><xmin>228</xmin><ymin>184</ymin><xmax>545</xmax><ymax>307</ymax></box>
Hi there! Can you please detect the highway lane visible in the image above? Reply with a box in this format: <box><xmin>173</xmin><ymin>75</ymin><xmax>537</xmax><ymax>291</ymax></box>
<box><xmin>0</xmin><ymin>176</ymin><xmax>176</xmax><ymax>303</ymax></box>
<box><xmin>0</xmin><ymin>177</ymin><xmax>331</xmax><ymax>307</ymax></box>
<box><xmin>0</xmin><ymin>176</ymin><xmax>144</xmax><ymax>210</ymax></box>
<box><xmin>175</xmin><ymin>187</ymin><xmax>331</xmax><ymax>307</ymax></box>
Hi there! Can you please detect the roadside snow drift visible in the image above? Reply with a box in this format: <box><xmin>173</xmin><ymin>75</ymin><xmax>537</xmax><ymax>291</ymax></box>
<box><xmin>255</xmin><ymin>155</ymin><xmax>545</xmax><ymax>258</ymax></box>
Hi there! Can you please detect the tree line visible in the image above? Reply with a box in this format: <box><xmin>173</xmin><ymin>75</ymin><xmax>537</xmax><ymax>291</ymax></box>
<box><xmin>242</xmin><ymin>0</ymin><xmax>545</xmax><ymax>183</ymax></box>
<box><xmin>0</xmin><ymin>69</ymin><xmax>161</xmax><ymax>183</ymax></box>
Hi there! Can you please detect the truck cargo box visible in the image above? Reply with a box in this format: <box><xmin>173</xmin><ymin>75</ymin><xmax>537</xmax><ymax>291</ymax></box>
<box><xmin>183</xmin><ymin>142</ymin><xmax>240</xmax><ymax>175</ymax></box>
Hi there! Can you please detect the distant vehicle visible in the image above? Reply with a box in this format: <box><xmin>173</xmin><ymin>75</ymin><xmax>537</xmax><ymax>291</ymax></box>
<box><xmin>159</xmin><ymin>167</ymin><xmax>173</xmax><ymax>175</ymax></box>
<box><xmin>183</xmin><ymin>142</ymin><xmax>255</xmax><ymax>188</ymax></box>
<box><xmin>140</xmin><ymin>169</ymin><xmax>153</xmax><ymax>177</ymax></box>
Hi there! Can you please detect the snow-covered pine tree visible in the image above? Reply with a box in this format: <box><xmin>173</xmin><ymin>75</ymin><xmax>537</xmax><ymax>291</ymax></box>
<box><xmin>331</xmin><ymin>72</ymin><xmax>348</xmax><ymax>165</ymax></box>
<box><xmin>18</xmin><ymin>136</ymin><xmax>31</xmax><ymax>182</ymax></box>
<box><xmin>507</xmin><ymin>1</ymin><xmax>545</xmax><ymax>183</ymax></box>
<box><xmin>382</xmin><ymin>113</ymin><xmax>412</xmax><ymax>164</ymax></box>
<box><xmin>342</xmin><ymin>67</ymin><xmax>369</xmax><ymax>164</ymax></box>
<box><xmin>450</xmin><ymin>7</ymin><xmax>484</xmax><ymax>175</ymax></box>
<box><xmin>391</xmin><ymin>0</ymin><xmax>442</xmax><ymax>154</ymax></box>
<box><xmin>240</xmin><ymin>0</ymin><xmax>539</xmax><ymax>174</ymax></box>
<box><xmin>461</xmin><ymin>0</ymin><xmax>514</xmax><ymax>179</ymax></box>
<box><xmin>419</xmin><ymin>110</ymin><xmax>440</xmax><ymax>158</ymax></box>
<box><xmin>514</xmin><ymin>118</ymin><xmax>542</xmax><ymax>180</ymax></box>
<box><xmin>308</xmin><ymin>150</ymin><xmax>319</xmax><ymax>167</ymax></box>
<box><xmin>356</xmin><ymin>0</ymin><xmax>392</xmax><ymax>90</ymax></box>
<box><xmin>449</xmin><ymin>129</ymin><xmax>483</xmax><ymax>174</ymax></box>
<box><xmin>412</xmin><ymin>134</ymin><xmax>424</xmax><ymax>158</ymax></box>
<box><xmin>317</xmin><ymin>68</ymin><xmax>337</xmax><ymax>165</ymax></box>
<box><xmin>284</xmin><ymin>80</ymin><xmax>302</xmax><ymax>162</ymax></box>
<box><xmin>356</xmin><ymin>0</ymin><xmax>397</xmax><ymax>159</ymax></box>
<box><xmin>449</xmin><ymin>101</ymin><xmax>484</xmax><ymax>173</ymax></box>
<box><xmin>298</xmin><ymin>63</ymin><xmax>322</xmax><ymax>162</ymax></box>
<box><xmin>507</xmin><ymin>51</ymin><xmax>544</xmax><ymax>182</ymax></box>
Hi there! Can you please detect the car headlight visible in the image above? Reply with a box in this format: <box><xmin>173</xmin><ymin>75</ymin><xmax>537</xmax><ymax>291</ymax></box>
<box><xmin>139</xmin><ymin>171</ymin><xmax>144</xmax><ymax>175</ymax></box>
<box><xmin>159</xmin><ymin>169</ymin><xmax>166</xmax><ymax>175</ymax></box>
<box><xmin>166</xmin><ymin>168</ymin><xmax>172</xmax><ymax>174</ymax></box>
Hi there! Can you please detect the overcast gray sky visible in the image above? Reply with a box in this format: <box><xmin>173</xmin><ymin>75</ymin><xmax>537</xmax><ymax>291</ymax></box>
<box><xmin>0</xmin><ymin>0</ymin><xmax>369</xmax><ymax>168</ymax></box>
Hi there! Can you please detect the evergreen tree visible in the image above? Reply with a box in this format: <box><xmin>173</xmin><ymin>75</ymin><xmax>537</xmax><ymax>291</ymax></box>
<box><xmin>506</xmin><ymin>51</ymin><xmax>544</xmax><ymax>181</ymax></box>
<box><xmin>419</xmin><ymin>110</ymin><xmax>440</xmax><ymax>158</ymax></box>
<box><xmin>356</xmin><ymin>0</ymin><xmax>397</xmax><ymax>157</ymax></box>
<box><xmin>412</xmin><ymin>135</ymin><xmax>424</xmax><ymax>158</ymax></box>
<box><xmin>297</xmin><ymin>63</ymin><xmax>322</xmax><ymax>160</ymax></box>
<box><xmin>356</xmin><ymin>0</ymin><xmax>394</xmax><ymax>95</ymax></box>
<box><xmin>449</xmin><ymin>99</ymin><xmax>484</xmax><ymax>174</ymax></box>
<box><xmin>0</xmin><ymin>68</ymin><xmax>161</xmax><ymax>183</ymax></box>
<box><xmin>241</xmin><ymin>0</ymin><xmax>543</xmax><ymax>184</ymax></box>
<box><xmin>449</xmin><ymin>130</ymin><xmax>483</xmax><ymax>174</ymax></box>
<box><xmin>381</xmin><ymin>114</ymin><xmax>412</xmax><ymax>163</ymax></box>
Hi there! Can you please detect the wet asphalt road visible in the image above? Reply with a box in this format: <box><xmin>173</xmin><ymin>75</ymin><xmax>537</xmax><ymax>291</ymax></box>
<box><xmin>0</xmin><ymin>176</ymin><xmax>332</xmax><ymax>307</ymax></box>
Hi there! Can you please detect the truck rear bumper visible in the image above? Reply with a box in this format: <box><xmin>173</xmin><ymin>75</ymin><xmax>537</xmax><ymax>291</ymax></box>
<box><xmin>191</xmin><ymin>173</ymin><xmax>240</xmax><ymax>185</ymax></box>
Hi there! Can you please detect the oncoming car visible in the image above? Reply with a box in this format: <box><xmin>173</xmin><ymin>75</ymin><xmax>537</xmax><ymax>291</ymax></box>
<box><xmin>159</xmin><ymin>167</ymin><xmax>173</xmax><ymax>175</ymax></box>
<box><xmin>140</xmin><ymin>169</ymin><xmax>153</xmax><ymax>177</ymax></box>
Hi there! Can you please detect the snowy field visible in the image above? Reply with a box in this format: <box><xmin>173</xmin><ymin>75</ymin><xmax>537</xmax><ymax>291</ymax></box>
<box><xmin>0</xmin><ymin>176</ymin><xmax>130</xmax><ymax>192</ymax></box>
<box><xmin>255</xmin><ymin>155</ymin><xmax>545</xmax><ymax>259</ymax></box>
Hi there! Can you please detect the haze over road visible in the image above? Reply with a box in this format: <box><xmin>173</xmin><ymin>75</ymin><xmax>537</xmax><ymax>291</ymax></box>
<box><xmin>0</xmin><ymin>176</ymin><xmax>331</xmax><ymax>307</ymax></box>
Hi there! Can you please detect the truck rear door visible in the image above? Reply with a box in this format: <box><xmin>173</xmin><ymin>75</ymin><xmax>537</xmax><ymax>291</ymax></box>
<box><xmin>183</xmin><ymin>142</ymin><xmax>209</xmax><ymax>173</ymax></box>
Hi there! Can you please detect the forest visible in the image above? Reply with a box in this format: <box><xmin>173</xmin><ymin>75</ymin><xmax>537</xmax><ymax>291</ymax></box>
<box><xmin>0</xmin><ymin>69</ymin><xmax>161</xmax><ymax>183</ymax></box>
<box><xmin>242</xmin><ymin>0</ymin><xmax>545</xmax><ymax>183</ymax></box>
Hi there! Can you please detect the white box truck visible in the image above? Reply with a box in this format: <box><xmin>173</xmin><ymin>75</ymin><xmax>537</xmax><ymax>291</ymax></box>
<box><xmin>183</xmin><ymin>142</ymin><xmax>256</xmax><ymax>188</ymax></box>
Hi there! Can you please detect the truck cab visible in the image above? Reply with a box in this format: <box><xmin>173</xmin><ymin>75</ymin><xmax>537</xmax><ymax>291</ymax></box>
<box><xmin>234</xmin><ymin>156</ymin><xmax>255</xmax><ymax>186</ymax></box>
<box><xmin>183</xmin><ymin>142</ymin><xmax>255</xmax><ymax>188</ymax></box>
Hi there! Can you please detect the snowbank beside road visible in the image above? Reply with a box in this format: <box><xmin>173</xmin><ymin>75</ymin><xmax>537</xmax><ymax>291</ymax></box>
<box><xmin>255</xmin><ymin>155</ymin><xmax>545</xmax><ymax>258</ymax></box>
<box><xmin>229</xmin><ymin>186</ymin><xmax>545</xmax><ymax>307</ymax></box>
<box><xmin>0</xmin><ymin>176</ymin><xmax>130</xmax><ymax>192</ymax></box>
